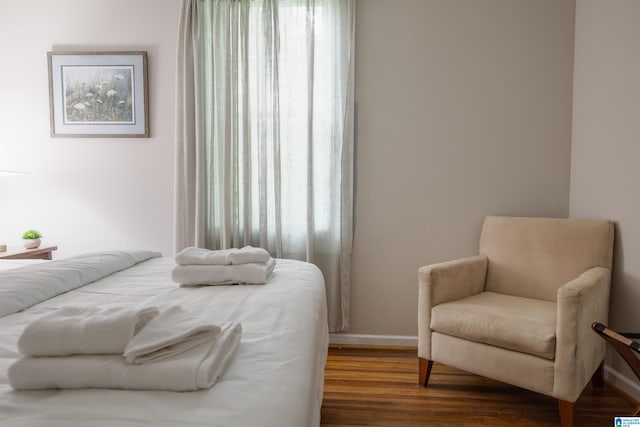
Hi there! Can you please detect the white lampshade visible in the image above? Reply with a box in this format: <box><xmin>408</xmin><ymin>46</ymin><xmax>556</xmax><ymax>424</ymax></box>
<box><xmin>0</xmin><ymin>170</ymin><xmax>25</xmax><ymax>176</ymax></box>
<box><xmin>0</xmin><ymin>170</ymin><xmax>25</xmax><ymax>251</ymax></box>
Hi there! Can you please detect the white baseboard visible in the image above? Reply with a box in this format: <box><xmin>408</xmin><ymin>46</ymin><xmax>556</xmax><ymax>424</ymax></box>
<box><xmin>329</xmin><ymin>333</ymin><xmax>418</xmax><ymax>347</ymax></box>
<box><xmin>605</xmin><ymin>365</ymin><xmax>640</xmax><ymax>402</ymax></box>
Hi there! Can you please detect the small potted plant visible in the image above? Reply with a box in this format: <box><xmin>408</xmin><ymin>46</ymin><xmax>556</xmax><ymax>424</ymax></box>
<box><xmin>22</xmin><ymin>230</ymin><xmax>42</xmax><ymax>249</ymax></box>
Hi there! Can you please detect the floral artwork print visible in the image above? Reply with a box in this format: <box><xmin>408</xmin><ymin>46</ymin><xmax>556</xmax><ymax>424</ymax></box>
<box><xmin>62</xmin><ymin>66</ymin><xmax>135</xmax><ymax>124</ymax></box>
<box><xmin>48</xmin><ymin>51</ymin><xmax>148</xmax><ymax>137</ymax></box>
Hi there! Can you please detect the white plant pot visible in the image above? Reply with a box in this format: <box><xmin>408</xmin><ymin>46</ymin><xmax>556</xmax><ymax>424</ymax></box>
<box><xmin>23</xmin><ymin>238</ymin><xmax>41</xmax><ymax>249</ymax></box>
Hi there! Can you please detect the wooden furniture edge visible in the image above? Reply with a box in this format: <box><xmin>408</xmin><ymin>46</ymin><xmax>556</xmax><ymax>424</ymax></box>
<box><xmin>0</xmin><ymin>246</ymin><xmax>58</xmax><ymax>260</ymax></box>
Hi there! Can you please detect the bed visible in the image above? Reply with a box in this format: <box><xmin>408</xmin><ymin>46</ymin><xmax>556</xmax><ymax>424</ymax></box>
<box><xmin>0</xmin><ymin>251</ymin><xmax>329</xmax><ymax>427</ymax></box>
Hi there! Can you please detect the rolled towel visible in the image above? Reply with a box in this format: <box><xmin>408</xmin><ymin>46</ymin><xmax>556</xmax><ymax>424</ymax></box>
<box><xmin>8</xmin><ymin>322</ymin><xmax>242</xmax><ymax>391</ymax></box>
<box><xmin>175</xmin><ymin>246</ymin><xmax>271</xmax><ymax>266</ymax></box>
<box><xmin>124</xmin><ymin>305</ymin><xmax>221</xmax><ymax>364</ymax></box>
<box><xmin>17</xmin><ymin>306</ymin><xmax>159</xmax><ymax>357</ymax></box>
<box><xmin>172</xmin><ymin>257</ymin><xmax>276</xmax><ymax>286</ymax></box>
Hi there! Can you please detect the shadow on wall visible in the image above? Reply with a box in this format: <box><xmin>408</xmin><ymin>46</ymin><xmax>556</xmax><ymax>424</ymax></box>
<box><xmin>605</xmin><ymin>224</ymin><xmax>640</xmax><ymax>386</ymax></box>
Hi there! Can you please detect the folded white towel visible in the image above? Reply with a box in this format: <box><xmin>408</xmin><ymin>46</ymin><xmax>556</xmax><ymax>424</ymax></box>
<box><xmin>172</xmin><ymin>257</ymin><xmax>276</xmax><ymax>286</ymax></box>
<box><xmin>17</xmin><ymin>306</ymin><xmax>159</xmax><ymax>357</ymax></box>
<box><xmin>175</xmin><ymin>247</ymin><xmax>234</xmax><ymax>266</ymax></box>
<box><xmin>227</xmin><ymin>246</ymin><xmax>271</xmax><ymax>265</ymax></box>
<box><xmin>124</xmin><ymin>305</ymin><xmax>221</xmax><ymax>364</ymax></box>
<box><xmin>175</xmin><ymin>246</ymin><xmax>271</xmax><ymax>266</ymax></box>
<box><xmin>8</xmin><ymin>322</ymin><xmax>242</xmax><ymax>391</ymax></box>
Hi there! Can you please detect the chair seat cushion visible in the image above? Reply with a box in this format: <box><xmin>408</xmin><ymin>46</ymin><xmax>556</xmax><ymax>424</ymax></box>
<box><xmin>431</xmin><ymin>291</ymin><xmax>557</xmax><ymax>360</ymax></box>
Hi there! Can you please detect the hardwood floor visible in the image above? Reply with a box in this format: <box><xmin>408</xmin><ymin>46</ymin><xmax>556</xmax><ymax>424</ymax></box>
<box><xmin>321</xmin><ymin>345</ymin><xmax>637</xmax><ymax>426</ymax></box>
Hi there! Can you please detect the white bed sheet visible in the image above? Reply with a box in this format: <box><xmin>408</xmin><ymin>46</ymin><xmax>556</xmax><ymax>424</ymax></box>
<box><xmin>0</xmin><ymin>254</ymin><xmax>329</xmax><ymax>427</ymax></box>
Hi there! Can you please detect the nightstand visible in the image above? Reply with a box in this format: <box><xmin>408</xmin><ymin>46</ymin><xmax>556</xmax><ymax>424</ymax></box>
<box><xmin>0</xmin><ymin>245</ymin><xmax>58</xmax><ymax>260</ymax></box>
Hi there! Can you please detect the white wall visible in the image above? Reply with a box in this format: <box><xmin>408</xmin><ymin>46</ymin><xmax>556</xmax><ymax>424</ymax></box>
<box><xmin>571</xmin><ymin>0</ymin><xmax>640</xmax><ymax>399</ymax></box>
<box><xmin>0</xmin><ymin>0</ymin><xmax>180</xmax><ymax>258</ymax></box>
<box><xmin>348</xmin><ymin>0</ymin><xmax>575</xmax><ymax>336</ymax></box>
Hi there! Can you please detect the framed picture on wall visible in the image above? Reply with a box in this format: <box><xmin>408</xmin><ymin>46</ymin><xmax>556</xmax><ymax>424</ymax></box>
<box><xmin>47</xmin><ymin>51</ymin><xmax>149</xmax><ymax>138</ymax></box>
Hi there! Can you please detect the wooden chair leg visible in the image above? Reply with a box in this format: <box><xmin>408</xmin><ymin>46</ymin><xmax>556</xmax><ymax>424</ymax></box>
<box><xmin>558</xmin><ymin>399</ymin><xmax>575</xmax><ymax>427</ymax></box>
<box><xmin>591</xmin><ymin>361</ymin><xmax>604</xmax><ymax>388</ymax></box>
<box><xmin>418</xmin><ymin>357</ymin><xmax>433</xmax><ymax>387</ymax></box>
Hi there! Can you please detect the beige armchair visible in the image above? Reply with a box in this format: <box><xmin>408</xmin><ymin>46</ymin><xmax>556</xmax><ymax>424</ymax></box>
<box><xmin>418</xmin><ymin>216</ymin><xmax>614</xmax><ymax>427</ymax></box>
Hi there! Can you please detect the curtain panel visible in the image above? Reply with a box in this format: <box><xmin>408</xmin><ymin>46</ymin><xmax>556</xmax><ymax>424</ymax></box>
<box><xmin>175</xmin><ymin>0</ymin><xmax>355</xmax><ymax>332</ymax></box>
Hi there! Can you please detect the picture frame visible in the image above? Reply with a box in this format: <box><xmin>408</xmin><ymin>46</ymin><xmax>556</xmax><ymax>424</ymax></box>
<box><xmin>47</xmin><ymin>51</ymin><xmax>149</xmax><ymax>138</ymax></box>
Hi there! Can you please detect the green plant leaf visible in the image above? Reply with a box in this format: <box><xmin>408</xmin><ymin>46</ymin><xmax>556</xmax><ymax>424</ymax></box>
<box><xmin>22</xmin><ymin>230</ymin><xmax>42</xmax><ymax>239</ymax></box>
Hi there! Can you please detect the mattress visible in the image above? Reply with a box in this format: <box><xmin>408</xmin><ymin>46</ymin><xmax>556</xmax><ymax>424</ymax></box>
<box><xmin>0</xmin><ymin>251</ymin><xmax>329</xmax><ymax>427</ymax></box>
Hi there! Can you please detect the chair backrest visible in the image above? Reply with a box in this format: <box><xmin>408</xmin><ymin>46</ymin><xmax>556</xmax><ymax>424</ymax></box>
<box><xmin>479</xmin><ymin>216</ymin><xmax>614</xmax><ymax>301</ymax></box>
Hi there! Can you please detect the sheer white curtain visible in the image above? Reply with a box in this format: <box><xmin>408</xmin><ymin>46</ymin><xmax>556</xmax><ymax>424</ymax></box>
<box><xmin>175</xmin><ymin>0</ymin><xmax>355</xmax><ymax>332</ymax></box>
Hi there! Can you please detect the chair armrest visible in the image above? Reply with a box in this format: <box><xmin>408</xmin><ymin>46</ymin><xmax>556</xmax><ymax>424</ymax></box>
<box><xmin>418</xmin><ymin>255</ymin><xmax>487</xmax><ymax>359</ymax></box>
<box><xmin>553</xmin><ymin>266</ymin><xmax>612</xmax><ymax>401</ymax></box>
<box><xmin>419</xmin><ymin>255</ymin><xmax>488</xmax><ymax>306</ymax></box>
